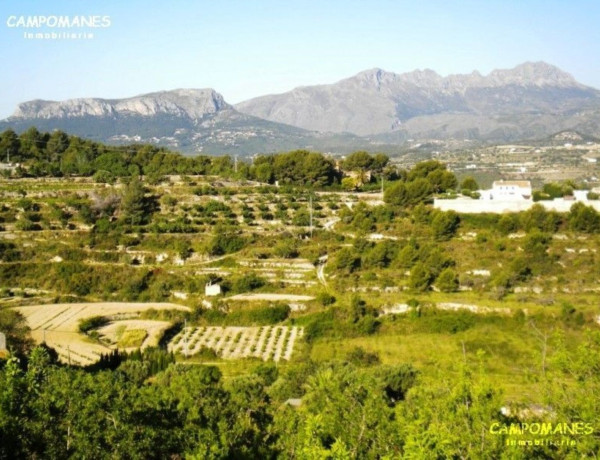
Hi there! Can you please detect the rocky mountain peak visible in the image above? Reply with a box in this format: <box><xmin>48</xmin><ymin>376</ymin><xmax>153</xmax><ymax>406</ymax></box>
<box><xmin>488</xmin><ymin>61</ymin><xmax>578</xmax><ymax>87</ymax></box>
<box><xmin>5</xmin><ymin>62</ymin><xmax>600</xmax><ymax>150</ymax></box>
<box><xmin>11</xmin><ymin>88</ymin><xmax>230</xmax><ymax>120</ymax></box>
<box><xmin>234</xmin><ymin>61</ymin><xmax>600</xmax><ymax>137</ymax></box>
<box><xmin>400</xmin><ymin>68</ymin><xmax>443</xmax><ymax>86</ymax></box>
<box><xmin>353</xmin><ymin>68</ymin><xmax>397</xmax><ymax>87</ymax></box>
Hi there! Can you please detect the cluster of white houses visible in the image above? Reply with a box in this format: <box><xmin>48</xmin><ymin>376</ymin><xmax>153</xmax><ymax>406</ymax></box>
<box><xmin>434</xmin><ymin>180</ymin><xmax>600</xmax><ymax>213</ymax></box>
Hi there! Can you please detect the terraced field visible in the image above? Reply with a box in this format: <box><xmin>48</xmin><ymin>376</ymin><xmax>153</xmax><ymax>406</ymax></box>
<box><xmin>168</xmin><ymin>326</ymin><xmax>304</xmax><ymax>362</ymax></box>
<box><xmin>14</xmin><ymin>302</ymin><xmax>190</xmax><ymax>365</ymax></box>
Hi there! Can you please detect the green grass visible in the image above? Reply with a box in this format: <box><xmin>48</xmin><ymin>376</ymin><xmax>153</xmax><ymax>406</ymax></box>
<box><xmin>118</xmin><ymin>329</ymin><xmax>148</xmax><ymax>348</ymax></box>
<box><xmin>308</xmin><ymin>314</ymin><xmax>581</xmax><ymax>402</ymax></box>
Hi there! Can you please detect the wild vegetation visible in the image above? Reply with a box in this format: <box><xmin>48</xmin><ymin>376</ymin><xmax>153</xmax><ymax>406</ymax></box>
<box><xmin>1</xmin><ymin>132</ymin><xmax>600</xmax><ymax>458</ymax></box>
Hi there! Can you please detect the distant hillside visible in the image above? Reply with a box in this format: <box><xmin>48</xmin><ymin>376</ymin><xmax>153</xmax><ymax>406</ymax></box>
<box><xmin>0</xmin><ymin>89</ymin><xmax>392</xmax><ymax>155</ymax></box>
<box><xmin>236</xmin><ymin>62</ymin><xmax>600</xmax><ymax>141</ymax></box>
<box><xmin>3</xmin><ymin>62</ymin><xmax>600</xmax><ymax>153</ymax></box>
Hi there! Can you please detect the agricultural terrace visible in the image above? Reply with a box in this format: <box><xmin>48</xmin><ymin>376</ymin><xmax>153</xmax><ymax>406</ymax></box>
<box><xmin>13</xmin><ymin>302</ymin><xmax>189</xmax><ymax>365</ymax></box>
<box><xmin>168</xmin><ymin>326</ymin><xmax>303</xmax><ymax>362</ymax></box>
<box><xmin>1</xmin><ymin>147</ymin><xmax>600</xmax><ymax>407</ymax></box>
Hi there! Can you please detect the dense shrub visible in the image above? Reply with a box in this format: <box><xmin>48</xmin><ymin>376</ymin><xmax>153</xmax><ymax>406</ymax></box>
<box><xmin>345</xmin><ymin>347</ymin><xmax>381</xmax><ymax>366</ymax></box>
<box><xmin>78</xmin><ymin>316</ymin><xmax>109</xmax><ymax>333</ymax></box>
<box><xmin>569</xmin><ymin>202</ymin><xmax>600</xmax><ymax>233</ymax></box>
<box><xmin>206</xmin><ymin>232</ymin><xmax>246</xmax><ymax>256</ymax></box>
<box><xmin>316</xmin><ymin>292</ymin><xmax>336</xmax><ymax>306</ymax></box>
<box><xmin>0</xmin><ymin>241</ymin><xmax>20</xmax><ymax>262</ymax></box>
<box><xmin>378</xmin><ymin>364</ymin><xmax>420</xmax><ymax>405</ymax></box>
<box><xmin>231</xmin><ymin>273</ymin><xmax>266</xmax><ymax>293</ymax></box>
<box><xmin>431</xmin><ymin>210</ymin><xmax>460</xmax><ymax>241</ymax></box>
<box><xmin>436</xmin><ymin>268</ymin><xmax>459</xmax><ymax>292</ymax></box>
<box><xmin>334</xmin><ymin>247</ymin><xmax>361</xmax><ymax>272</ymax></box>
<box><xmin>408</xmin><ymin>263</ymin><xmax>434</xmax><ymax>292</ymax></box>
<box><xmin>225</xmin><ymin>304</ymin><xmax>290</xmax><ymax>325</ymax></box>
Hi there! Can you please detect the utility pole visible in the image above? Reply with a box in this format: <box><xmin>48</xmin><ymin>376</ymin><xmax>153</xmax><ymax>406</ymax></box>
<box><xmin>381</xmin><ymin>175</ymin><xmax>384</xmax><ymax>197</ymax></box>
<box><xmin>6</xmin><ymin>149</ymin><xmax>9</xmax><ymax>164</ymax></box>
<box><xmin>234</xmin><ymin>155</ymin><xmax>238</xmax><ymax>173</ymax></box>
<box><xmin>309</xmin><ymin>195</ymin><xmax>313</xmax><ymax>238</ymax></box>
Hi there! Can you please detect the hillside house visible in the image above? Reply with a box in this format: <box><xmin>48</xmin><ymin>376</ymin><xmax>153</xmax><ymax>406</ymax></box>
<box><xmin>205</xmin><ymin>282</ymin><xmax>222</xmax><ymax>297</ymax></box>
<box><xmin>479</xmin><ymin>180</ymin><xmax>532</xmax><ymax>200</ymax></box>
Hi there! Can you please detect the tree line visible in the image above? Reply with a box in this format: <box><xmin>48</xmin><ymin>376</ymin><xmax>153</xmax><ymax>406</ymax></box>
<box><xmin>0</xmin><ymin>129</ymin><xmax>398</xmax><ymax>188</ymax></box>
<box><xmin>1</xmin><ymin>333</ymin><xmax>599</xmax><ymax>459</ymax></box>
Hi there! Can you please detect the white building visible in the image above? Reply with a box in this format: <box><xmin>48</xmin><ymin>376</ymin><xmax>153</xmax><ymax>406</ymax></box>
<box><xmin>205</xmin><ymin>282</ymin><xmax>221</xmax><ymax>297</ymax></box>
<box><xmin>478</xmin><ymin>180</ymin><xmax>532</xmax><ymax>201</ymax></box>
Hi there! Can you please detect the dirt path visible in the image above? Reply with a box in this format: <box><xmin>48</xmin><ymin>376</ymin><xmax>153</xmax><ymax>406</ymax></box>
<box><xmin>381</xmin><ymin>302</ymin><xmax>514</xmax><ymax>316</ymax></box>
<box><xmin>323</xmin><ymin>218</ymin><xmax>340</xmax><ymax>230</ymax></box>
<box><xmin>317</xmin><ymin>257</ymin><xmax>328</xmax><ymax>286</ymax></box>
<box><xmin>227</xmin><ymin>293</ymin><xmax>315</xmax><ymax>302</ymax></box>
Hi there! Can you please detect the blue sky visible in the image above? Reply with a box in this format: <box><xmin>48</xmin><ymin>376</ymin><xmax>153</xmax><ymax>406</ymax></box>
<box><xmin>1</xmin><ymin>0</ymin><xmax>599</xmax><ymax>118</ymax></box>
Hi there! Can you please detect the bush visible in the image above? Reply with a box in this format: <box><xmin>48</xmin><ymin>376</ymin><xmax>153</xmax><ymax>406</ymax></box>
<box><xmin>334</xmin><ymin>247</ymin><xmax>360</xmax><ymax>273</ymax></box>
<box><xmin>273</xmin><ymin>240</ymin><xmax>299</xmax><ymax>259</ymax></box>
<box><xmin>93</xmin><ymin>170</ymin><xmax>115</xmax><ymax>184</ymax></box>
<box><xmin>78</xmin><ymin>315</ymin><xmax>109</xmax><ymax>333</ymax></box>
<box><xmin>569</xmin><ymin>202</ymin><xmax>600</xmax><ymax>233</ymax></box>
<box><xmin>409</xmin><ymin>263</ymin><xmax>434</xmax><ymax>292</ymax></box>
<box><xmin>224</xmin><ymin>304</ymin><xmax>290</xmax><ymax>326</ymax></box>
<box><xmin>206</xmin><ymin>232</ymin><xmax>246</xmax><ymax>255</ymax></box>
<box><xmin>303</xmin><ymin>311</ymin><xmax>335</xmax><ymax>343</ymax></box>
<box><xmin>292</xmin><ymin>209</ymin><xmax>310</xmax><ymax>226</ymax></box>
<box><xmin>436</xmin><ymin>268</ymin><xmax>459</xmax><ymax>293</ymax></box>
<box><xmin>0</xmin><ymin>241</ymin><xmax>20</xmax><ymax>262</ymax></box>
<box><xmin>16</xmin><ymin>198</ymin><xmax>39</xmax><ymax>212</ymax></box>
<box><xmin>523</xmin><ymin>231</ymin><xmax>551</xmax><ymax>259</ymax></box>
<box><xmin>231</xmin><ymin>273</ymin><xmax>266</xmax><ymax>293</ymax></box>
<box><xmin>316</xmin><ymin>292</ymin><xmax>336</xmax><ymax>306</ymax></box>
<box><xmin>253</xmin><ymin>363</ymin><xmax>279</xmax><ymax>385</ymax></box>
<box><xmin>15</xmin><ymin>219</ymin><xmax>41</xmax><ymax>231</ymax></box>
<box><xmin>355</xmin><ymin>315</ymin><xmax>380</xmax><ymax>335</ymax></box>
<box><xmin>532</xmin><ymin>191</ymin><xmax>551</xmax><ymax>202</ymax></box>
<box><xmin>560</xmin><ymin>302</ymin><xmax>585</xmax><ymax>327</ymax></box>
<box><xmin>460</xmin><ymin>176</ymin><xmax>479</xmax><ymax>191</ymax></box>
<box><xmin>395</xmin><ymin>243</ymin><xmax>418</xmax><ymax>268</ymax></box>
<box><xmin>345</xmin><ymin>346</ymin><xmax>380</xmax><ymax>366</ymax></box>
<box><xmin>431</xmin><ymin>210</ymin><xmax>460</xmax><ymax>241</ymax></box>
<box><xmin>362</xmin><ymin>241</ymin><xmax>398</xmax><ymax>269</ymax></box>
<box><xmin>378</xmin><ymin>364</ymin><xmax>419</xmax><ymax>405</ymax></box>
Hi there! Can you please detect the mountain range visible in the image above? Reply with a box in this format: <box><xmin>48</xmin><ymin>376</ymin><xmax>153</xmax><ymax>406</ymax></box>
<box><xmin>3</xmin><ymin>62</ymin><xmax>600</xmax><ymax>155</ymax></box>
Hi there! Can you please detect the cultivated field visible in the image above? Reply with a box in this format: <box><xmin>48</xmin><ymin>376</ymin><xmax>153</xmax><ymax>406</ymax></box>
<box><xmin>168</xmin><ymin>326</ymin><xmax>304</xmax><ymax>362</ymax></box>
<box><xmin>97</xmin><ymin>319</ymin><xmax>173</xmax><ymax>349</ymax></box>
<box><xmin>14</xmin><ymin>302</ymin><xmax>190</xmax><ymax>365</ymax></box>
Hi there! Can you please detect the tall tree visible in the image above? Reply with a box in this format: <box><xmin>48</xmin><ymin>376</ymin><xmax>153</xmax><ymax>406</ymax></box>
<box><xmin>120</xmin><ymin>176</ymin><xmax>157</xmax><ymax>225</ymax></box>
<box><xmin>0</xmin><ymin>129</ymin><xmax>20</xmax><ymax>162</ymax></box>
